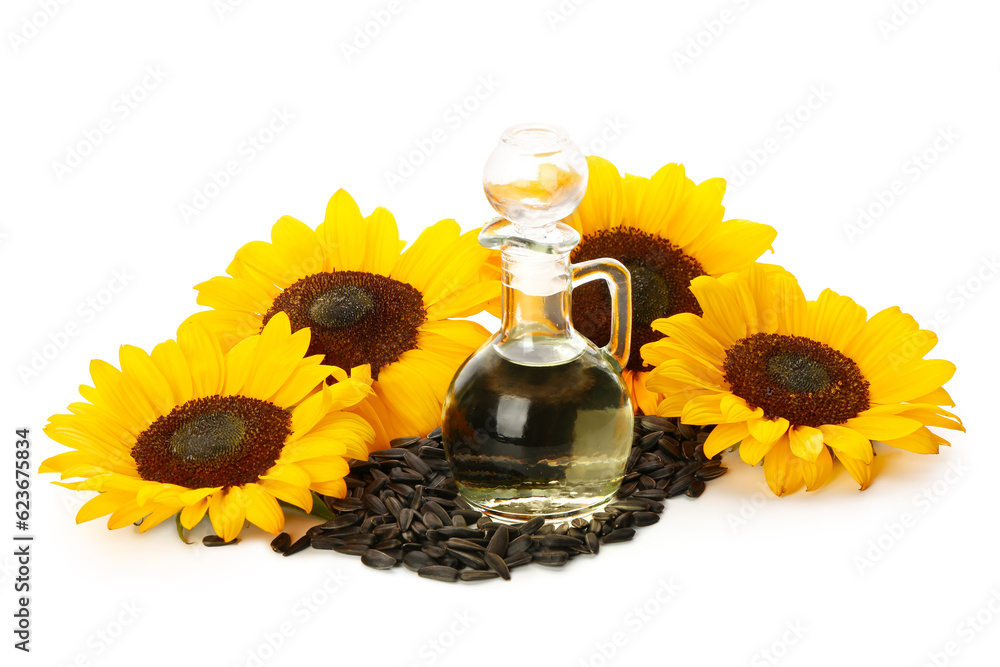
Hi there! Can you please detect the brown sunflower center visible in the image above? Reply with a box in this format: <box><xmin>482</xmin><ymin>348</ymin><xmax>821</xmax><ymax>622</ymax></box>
<box><xmin>131</xmin><ymin>395</ymin><xmax>291</xmax><ymax>488</ymax></box>
<box><xmin>723</xmin><ymin>333</ymin><xmax>870</xmax><ymax>427</ymax></box>
<box><xmin>570</xmin><ymin>227</ymin><xmax>706</xmax><ymax>372</ymax></box>
<box><xmin>262</xmin><ymin>271</ymin><xmax>426</xmax><ymax>379</ymax></box>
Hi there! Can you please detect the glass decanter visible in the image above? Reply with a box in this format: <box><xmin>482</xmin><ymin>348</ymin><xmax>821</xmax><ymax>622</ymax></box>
<box><xmin>441</xmin><ymin>123</ymin><xmax>634</xmax><ymax>522</ymax></box>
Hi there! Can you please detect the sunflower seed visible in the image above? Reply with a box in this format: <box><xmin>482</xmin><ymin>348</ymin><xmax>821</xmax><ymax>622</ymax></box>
<box><xmin>403</xmin><ymin>551</ymin><xmax>436</xmax><ymax>572</ymax></box>
<box><xmin>658</xmin><ymin>437</ymin><xmax>683</xmax><ymax>459</ymax></box>
<box><xmin>328</xmin><ymin>497</ymin><xmax>365</xmax><ymax>511</ymax></box>
<box><xmin>333</xmin><ymin>543</ymin><xmax>369</xmax><ymax>557</ymax></box>
<box><xmin>602</xmin><ymin>528</ymin><xmax>636</xmax><ymax>544</ymax></box>
<box><xmin>374</xmin><ymin>538</ymin><xmax>402</xmax><ymax>551</ymax></box>
<box><xmin>540</xmin><ymin>534</ymin><xmax>583</xmax><ymax>549</ymax></box>
<box><xmin>320</xmin><ymin>514</ymin><xmax>361</xmax><ymax>531</ymax></box>
<box><xmin>363</xmin><ymin>495</ymin><xmax>387</xmax><ymax>515</ymax></box>
<box><xmin>390</xmin><ymin>469</ymin><xmax>424</xmax><ymax>484</ymax></box>
<box><xmin>389</xmin><ymin>436</ymin><xmax>420</xmax><ymax>448</ymax></box>
<box><xmin>361</xmin><ymin>549</ymin><xmax>397</xmax><ymax>570</ymax></box>
<box><xmin>483</xmin><ymin>552</ymin><xmax>511</xmax><ymax>580</ymax></box>
<box><xmin>519</xmin><ymin>517</ymin><xmax>545</xmax><ymax>535</ymax></box>
<box><xmin>632</xmin><ymin>512</ymin><xmax>660</xmax><ymax>527</ymax></box>
<box><xmin>451</xmin><ymin>509</ymin><xmax>484</xmax><ymax>523</ymax></box>
<box><xmin>282</xmin><ymin>534</ymin><xmax>311</xmax><ymax>556</ymax></box>
<box><xmin>422</xmin><ymin>545</ymin><xmax>447</xmax><ymax>559</ymax></box>
<box><xmin>460</xmin><ymin>570</ymin><xmax>500</xmax><ymax>581</ymax></box>
<box><xmin>398</xmin><ymin>507</ymin><xmax>416</xmax><ymax>531</ymax></box>
<box><xmin>585</xmin><ymin>532</ymin><xmax>600</xmax><ymax>554</ymax></box>
<box><xmin>310</xmin><ymin>535</ymin><xmax>346</xmax><ymax>550</ymax></box>
<box><xmin>641</xmin><ymin>416</ymin><xmax>675</xmax><ymax>432</ymax></box>
<box><xmin>533</xmin><ymin>551</ymin><xmax>569</xmax><ymax>566</ymax></box>
<box><xmin>667</xmin><ymin>476</ymin><xmax>694</xmax><ymax>498</ymax></box>
<box><xmin>487</xmin><ymin>525</ymin><xmax>510</xmax><ymax>555</ymax></box>
<box><xmin>437</xmin><ymin>527</ymin><xmax>483</xmax><ymax>539</ymax></box>
<box><xmin>608</xmin><ymin>501</ymin><xmax>648</xmax><ymax>512</ymax></box>
<box><xmin>686</xmin><ymin>479</ymin><xmax>707</xmax><ymax>498</ymax></box>
<box><xmin>695</xmin><ymin>467</ymin><xmax>728</xmax><ymax>481</ymax></box>
<box><xmin>503</xmin><ymin>534</ymin><xmax>530</xmax><ymax>557</ymax></box>
<box><xmin>448</xmin><ymin>549</ymin><xmax>487</xmax><ymax>569</ymax></box>
<box><xmin>373</xmin><ymin>524</ymin><xmax>401</xmax><ymax>540</ymax></box>
<box><xmin>503</xmin><ymin>552</ymin><xmax>533</xmax><ymax>568</ymax></box>
<box><xmin>270</xmin><ymin>532</ymin><xmax>291</xmax><ymax>553</ymax></box>
<box><xmin>423</xmin><ymin>501</ymin><xmax>452</xmax><ymax>526</ymax></box>
<box><xmin>617</xmin><ymin>481</ymin><xmax>639</xmax><ymax>497</ymax></box>
<box><xmin>676</xmin><ymin>461</ymin><xmax>703</xmax><ymax>478</ymax></box>
<box><xmin>403</xmin><ymin>450</ymin><xmax>433</xmax><ymax>478</ymax></box>
<box><xmin>203</xmin><ymin>535</ymin><xmax>238</xmax><ymax>547</ymax></box>
<box><xmin>419</xmin><ymin>565</ymin><xmax>459</xmax><ymax>582</ymax></box>
<box><xmin>371</xmin><ymin>448</ymin><xmax>408</xmax><ymax>460</ymax></box>
<box><xmin>638</xmin><ymin>431</ymin><xmax>663</xmax><ymax>451</ymax></box>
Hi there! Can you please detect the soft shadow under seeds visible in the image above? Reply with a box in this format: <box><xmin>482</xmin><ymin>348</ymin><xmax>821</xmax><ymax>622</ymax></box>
<box><xmin>268</xmin><ymin>417</ymin><xmax>726</xmax><ymax>581</ymax></box>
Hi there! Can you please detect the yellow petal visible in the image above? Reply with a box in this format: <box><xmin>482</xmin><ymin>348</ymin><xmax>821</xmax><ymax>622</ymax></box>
<box><xmin>747</xmin><ymin>417</ymin><xmax>790</xmax><ymax>445</ymax></box>
<box><xmin>680</xmin><ymin>393</ymin><xmax>725</xmax><ymax>425</ymax></box>
<box><xmin>788</xmin><ymin>425</ymin><xmax>825</xmax><ymax>463</ymax></box>
<box><xmin>318</xmin><ymin>189</ymin><xmax>366</xmax><ymax>271</ymax></box>
<box><xmin>689</xmin><ymin>275</ymin><xmax>749</xmax><ymax>345</ymax></box>
<box><xmin>362</xmin><ymin>206</ymin><xmax>402</xmax><ymax>276</ymax></box>
<box><xmin>762</xmin><ymin>438</ymin><xmax>805</xmax><ymax>496</ymax></box>
<box><xmin>137</xmin><ymin>504</ymin><xmax>182</xmax><ymax>533</ymax></box>
<box><xmin>739</xmin><ymin>434</ymin><xmax>776</xmax><ymax>466</ymax></box>
<box><xmin>844</xmin><ymin>414</ymin><xmax>924</xmax><ymax>441</ymax></box>
<box><xmin>703</xmin><ymin>421</ymin><xmax>750</xmax><ymax>457</ymax></box>
<box><xmin>179</xmin><ymin>498</ymin><xmax>210</xmax><ymax>529</ymax></box>
<box><xmin>177</xmin><ymin>321</ymin><xmax>225</xmax><ymax>399</ymax></box>
<box><xmin>566</xmin><ymin>156</ymin><xmax>624</xmax><ymax>236</ymax></box>
<box><xmin>819</xmin><ymin>424</ymin><xmax>874</xmax><ymax>463</ymax></box>
<box><xmin>208</xmin><ymin>488</ymin><xmax>247</xmax><ymax>542</ymax></box>
<box><xmin>76</xmin><ymin>491</ymin><xmax>130</xmax><ymax>524</ymax></box>
<box><xmin>879</xmin><ymin>426</ymin><xmax>947</xmax><ymax>455</ymax></box>
<box><xmin>802</xmin><ymin>289</ymin><xmax>867</xmax><ymax>351</ymax></box>
<box><xmin>269</xmin><ymin>215</ymin><xmax>325</xmax><ymax>281</ymax></box>
<box><xmin>868</xmin><ymin>359</ymin><xmax>956</xmax><ymax>405</ymax></box>
<box><xmin>696</xmin><ymin>219</ymin><xmax>778</xmax><ymax>276</ymax></box>
<box><xmin>424</xmin><ymin>281</ymin><xmax>501</xmax><ymax>320</ymax></box>
<box><xmin>834</xmin><ymin>450</ymin><xmax>873</xmax><ymax>490</ymax></box>
<box><xmin>260</xmin><ymin>479</ymin><xmax>313</xmax><ymax>512</ymax></box>
<box><xmin>242</xmin><ymin>484</ymin><xmax>285</xmax><ymax>534</ymax></box>
<box><xmin>801</xmin><ymin>446</ymin><xmax>833</xmax><ymax>491</ymax></box>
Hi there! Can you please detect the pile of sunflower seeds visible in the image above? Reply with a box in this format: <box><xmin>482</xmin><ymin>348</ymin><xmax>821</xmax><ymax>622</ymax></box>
<box><xmin>270</xmin><ymin>416</ymin><xmax>726</xmax><ymax>582</ymax></box>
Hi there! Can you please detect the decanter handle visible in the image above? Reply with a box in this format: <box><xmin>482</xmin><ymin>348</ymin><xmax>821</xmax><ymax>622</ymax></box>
<box><xmin>571</xmin><ymin>258</ymin><xmax>632</xmax><ymax>370</ymax></box>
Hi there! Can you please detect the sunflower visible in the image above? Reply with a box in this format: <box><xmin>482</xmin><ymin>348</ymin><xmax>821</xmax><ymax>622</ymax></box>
<box><xmin>641</xmin><ymin>264</ymin><xmax>964</xmax><ymax>495</ymax></box>
<box><xmin>40</xmin><ymin>313</ymin><xmax>374</xmax><ymax>541</ymax></box>
<box><xmin>565</xmin><ymin>156</ymin><xmax>777</xmax><ymax>415</ymax></box>
<box><xmin>185</xmin><ymin>190</ymin><xmax>499</xmax><ymax>449</ymax></box>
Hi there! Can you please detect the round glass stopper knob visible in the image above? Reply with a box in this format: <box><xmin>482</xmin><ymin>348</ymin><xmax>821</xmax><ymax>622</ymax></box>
<box><xmin>483</xmin><ymin>123</ymin><xmax>589</xmax><ymax>231</ymax></box>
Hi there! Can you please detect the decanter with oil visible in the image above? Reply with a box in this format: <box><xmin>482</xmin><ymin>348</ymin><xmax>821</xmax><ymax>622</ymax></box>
<box><xmin>442</xmin><ymin>123</ymin><xmax>634</xmax><ymax>522</ymax></box>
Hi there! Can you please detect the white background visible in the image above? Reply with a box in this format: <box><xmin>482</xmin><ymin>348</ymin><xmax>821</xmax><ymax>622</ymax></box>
<box><xmin>2</xmin><ymin>1</ymin><xmax>998</xmax><ymax>666</ymax></box>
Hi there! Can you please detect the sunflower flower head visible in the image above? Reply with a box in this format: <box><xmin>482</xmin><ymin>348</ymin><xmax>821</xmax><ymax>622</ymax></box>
<box><xmin>185</xmin><ymin>190</ymin><xmax>500</xmax><ymax>449</ymax></box>
<box><xmin>40</xmin><ymin>313</ymin><xmax>375</xmax><ymax>541</ymax></box>
<box><xmin>641</xmin><ymin>264</ymin><xmax>964</xmax><ymax>495</ymax></box>
<box><xmin>566</xmin><ymin>156</ymin><xmax>778</xmax><ymax>414</ymax></box>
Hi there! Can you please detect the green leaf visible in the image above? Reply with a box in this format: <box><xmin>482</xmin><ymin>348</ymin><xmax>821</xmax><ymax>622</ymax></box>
<box><xmin>175</xmin><ymin>513</ymin><xmax>192</xmax><ymax>545</ymax></box>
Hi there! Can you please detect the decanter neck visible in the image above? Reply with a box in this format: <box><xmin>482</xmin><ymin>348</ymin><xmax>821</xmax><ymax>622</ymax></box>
<box><xmin>494</xmin><ymin>248</ymin><xmax>587</xmax><ymax>365</ymax></box>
